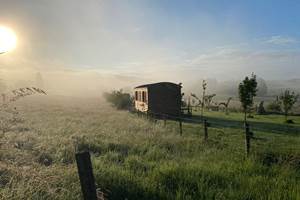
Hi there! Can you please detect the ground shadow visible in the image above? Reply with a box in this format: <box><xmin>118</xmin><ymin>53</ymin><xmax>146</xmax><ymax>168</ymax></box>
<box><xmin>188</xmin><ymin>115</ymin><xmax>300</xmax><ymax>136</ymax></box>
<box><xmin>132</xmin><ymin>111</ymin><xmax>300</xmax><ymax>136</ymax></box>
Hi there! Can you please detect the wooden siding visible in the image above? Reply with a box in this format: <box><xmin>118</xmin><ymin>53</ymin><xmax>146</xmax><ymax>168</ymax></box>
<box><xmin>148</xmin><ymin>84</ymin><xmax>181</xmax><ymax>116</ymax></box>
<box><xmin>134</xmin><ymin>82</ymin><xmax>181</xmax><ymax>116</ymax></box>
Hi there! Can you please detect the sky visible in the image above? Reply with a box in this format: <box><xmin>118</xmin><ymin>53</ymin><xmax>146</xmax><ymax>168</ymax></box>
<box><xmin>0</xmin><ymin>0</ymin><xmax>300</xmax><ymax>84</ymax></box>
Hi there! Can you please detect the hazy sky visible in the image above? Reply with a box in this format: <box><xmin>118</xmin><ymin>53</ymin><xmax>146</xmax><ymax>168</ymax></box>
<box><xmin>0</xmin><ymin>0</ymin><xmax>300</xmax><ymax>81</ymax></box>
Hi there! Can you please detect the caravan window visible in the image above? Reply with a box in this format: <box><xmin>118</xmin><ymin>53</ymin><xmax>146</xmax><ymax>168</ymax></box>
<box><xmin>135</xmin><ymin>90</ymin><xmax>147</xmax><ymax>102</ymax></box>
<box><xmin>142</xmin><ymin>91</ymin><xmax>145</xmax><ymax>102</ymax></box>
<box><xmin>142</xmin><ymin>91</ymin><xmax>147</xmax><ymax>103</ymax></box>
<box><xmin>145</xmin><ymin>92</ymin><xmax>148</xmax><ymax>102</ymax></box>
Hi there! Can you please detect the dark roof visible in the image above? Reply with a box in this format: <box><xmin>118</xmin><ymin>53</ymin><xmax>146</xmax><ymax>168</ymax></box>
<box><xmin>135</xmin><ymin>82</ymin><xmax>181</xmax><ymax>89</ymax></box>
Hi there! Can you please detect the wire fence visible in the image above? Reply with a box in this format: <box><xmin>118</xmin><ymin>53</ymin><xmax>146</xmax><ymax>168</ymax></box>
<box><xmin>131</xmin><ymin>109</ymin><xmax>300</xmax><ymax>135</ymax></box>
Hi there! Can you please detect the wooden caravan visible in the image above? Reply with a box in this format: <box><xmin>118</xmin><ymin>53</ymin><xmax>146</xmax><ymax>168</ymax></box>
<box><xmin>134</xmin><ymin>82</ymin><xmax>182</xmax><ymax>117</ymax></box>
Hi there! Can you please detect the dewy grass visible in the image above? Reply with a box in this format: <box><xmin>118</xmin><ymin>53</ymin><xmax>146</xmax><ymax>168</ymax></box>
<box><xmin>0</xmin><ymin>96</ymin><xmax>299</xmax><ymax>199</ymax></box>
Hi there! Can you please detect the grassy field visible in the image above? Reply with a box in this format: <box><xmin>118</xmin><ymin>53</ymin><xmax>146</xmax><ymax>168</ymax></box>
<box><xmin>0</xmin><ymin>96</ymin><xmax>299</xmax><ymax>199</ymax></box>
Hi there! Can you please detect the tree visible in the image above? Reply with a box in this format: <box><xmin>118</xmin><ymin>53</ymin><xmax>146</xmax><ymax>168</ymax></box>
<box><xmin>238</xmin><ymin>74</ymin><xmax>258</xmax><ymax>123</ymax></box>
<box><xmin>257</xmin><ymin>101</ymin><xmax>266</xmax><ymax>115</ymax></box>
<box><xmin>191</xmin><ymin>93</ymin><xmax>201</xmax><ymax>111</ymax></box>
<box><xmin>219</xmin><ymin>97</ymin><xmax>232</xmax><ymax>115</ymax></box>
<box><xmin>201</xmin><ymin>80</ymin><xmax>207</xmax><ymax>118</ymax></box>
<box><xmin>204</xmin><ymin>94</ymin><xmax>216</xmax><ymax>108</ymax></box>
<box><xmin>279</xmin><ymin>90</ymin><xmax>299</xmax><ymax>122</ymax></box>
<box><xmin>103</xmin><ymin>89</ymin><xmax>133</xmax><ymax>110</ymax></box>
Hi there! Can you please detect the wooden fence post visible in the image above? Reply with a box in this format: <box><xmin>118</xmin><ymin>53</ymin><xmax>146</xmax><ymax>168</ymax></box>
<box><xmin>179</xmin><ymin>119</ymin><xmax>182</xmax><ymax>136</ymax></box>
<box><xmin>204</xmin><ymin>119</ymin><xmax>208</xmax><ymax>141</ymax></box>
<box><xmin>75</xmin><ymin>151</ymin><xmax>97</xmax><ymax>200</ymax></box>
<box><xmin>245</xmin><ymin>123</ymin><xmax>251</xmax><ymax>157</ymax></box>
<box><xmin>163</xmin><ymin>115</ymin><xmax>166</xmax><ymax>127</ymax></box>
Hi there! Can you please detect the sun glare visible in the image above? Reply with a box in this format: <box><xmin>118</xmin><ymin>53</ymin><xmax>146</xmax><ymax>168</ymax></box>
<box><xmin>0</xmin><ymin>26</ymin><xmax>17</xmax><ymax>54</ymax></box>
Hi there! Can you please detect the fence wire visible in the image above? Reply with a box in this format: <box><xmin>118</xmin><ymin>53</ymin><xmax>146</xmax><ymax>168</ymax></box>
<box><xmin>132</xmin><ymin>110</ymin><xmax>300</xmax><ymax>135</ymax></box>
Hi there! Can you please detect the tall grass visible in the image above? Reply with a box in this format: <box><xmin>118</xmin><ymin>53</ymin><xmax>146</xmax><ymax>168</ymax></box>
<box><xmin>0</xmin><ymin>96</ymin><xmax>299</xmax><ymax>199</ymax></box>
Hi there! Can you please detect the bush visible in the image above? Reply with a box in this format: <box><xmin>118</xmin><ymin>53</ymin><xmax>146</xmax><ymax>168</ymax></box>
<box><xmin>285</xmin><ymin>119</ymin><xmax>294</xmax><ymax>124</ymax></box>
<box><xmin>257</xmin><ymin>101</ymin><xmax>266</xmax><ymax>115</ymax></box>
<box><xmin>103</xmin><ymin>90</ymin><xmax>133</xmax><ymax>110</ymax></box>
<box><xmin>267</xmin><ymin>100</ymin><xmax>281</xmax><ymax>113</ymax></box>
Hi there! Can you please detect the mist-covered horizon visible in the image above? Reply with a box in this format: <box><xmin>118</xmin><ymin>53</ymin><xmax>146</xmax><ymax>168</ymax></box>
<box><xmin>1</xmin><ymin>0</ymin><xmax>300</xmax><ymax>96</ymax></box>
<box><xmin>1</xmin><ymin>67</ymin><xmax>300</xmax><ymax>98</ymax></box>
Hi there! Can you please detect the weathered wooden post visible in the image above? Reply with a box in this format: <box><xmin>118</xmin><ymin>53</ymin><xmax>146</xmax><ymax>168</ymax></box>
<box><xmin>249</xmin><ymin>127</ymin><xmax>254</xmax><ymax>138</ymax></box>
<box><xmin>163</xmin><ymin>115</ymin><xmax>166</xmax><ymax>127</ymax></box>
<box><xmin>75</xmin><ymin>151</ymin><xmax>97</xmax><ymax>200</ymax></box>
<box><xmin>245</xmin><ymin>123</ymin><xmax>251</xmax><ymax>157</ymax></box>
<box><xmin>179</xmin><ymin>119</ymin><xmax>182</xmax><ymax>135</ymax></box>
<box><xmin>204</xmin><ymin>119</ymin><xmax>208</xmax><ymax>141</ymax></box>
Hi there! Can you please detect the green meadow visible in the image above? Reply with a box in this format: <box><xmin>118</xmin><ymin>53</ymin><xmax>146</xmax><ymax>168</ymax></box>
<box><xmin>0</xmin><ymin>96</ymin><xmax>299</xmax><ymax>200</ymax></box>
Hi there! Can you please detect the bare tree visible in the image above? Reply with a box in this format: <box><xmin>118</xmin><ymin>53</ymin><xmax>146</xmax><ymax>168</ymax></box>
<box><xmin>219</xmin><ymin>97</ymin><xmax>232</xmax><ymax>115</ymax></box>
<box><xmin>204</xmin><ymin>94</ymin><xmax>216</xmax><ymax>108</ymax></box>
<box><xmin>191</xmin><ymin>93</ymin><xmax>201</xmax><ymax>111</ymax></box>
<box><xmin>201</xmin><ymin>80</ymin><xmax>207</xmax><ymax>118</ymax></box>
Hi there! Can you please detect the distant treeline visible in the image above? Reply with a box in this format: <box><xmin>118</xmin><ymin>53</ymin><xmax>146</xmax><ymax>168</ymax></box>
<box><xmin>185</xmin><ymin>78</ymin><xmax>300</xmax><ymax>97</ymax></box>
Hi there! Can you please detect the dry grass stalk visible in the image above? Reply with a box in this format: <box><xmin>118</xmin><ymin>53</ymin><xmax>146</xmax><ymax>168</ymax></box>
<box><xmin>0</xmin><ymin>87</ymin><xmax>46</xmax><ymax>133</ymax></box>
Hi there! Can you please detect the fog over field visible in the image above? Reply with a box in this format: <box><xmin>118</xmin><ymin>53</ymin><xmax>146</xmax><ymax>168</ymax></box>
<box><xmin>1</xmin><ymin>66</ymin><xmax>300</xmax><ymax>98</ymax></box>
<box><xmin>1</xmin><ymin>0</ymin><xmax>300</xmax><ymax>97</ymax></box>
<box><xmin>1</xmin><ymin>1</ymin><xmax>300</xmax><ymax>199</ymax></box>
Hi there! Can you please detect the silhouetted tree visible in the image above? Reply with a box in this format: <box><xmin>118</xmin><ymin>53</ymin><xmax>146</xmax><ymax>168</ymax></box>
<box><xmin>191</xmin><ymin>93</ymin><xmax>201</xmax><ymax>105</ymax></box>
<box><xmin>204</xmin><ymin>94</ymin><xmax>216</xmax><ymax>108</ymax></box>
<box><xmin>191</xmin><ymin>93</ymin><xmax>201</xmax><ymax>111</ymax></box>
<box><xmin>201</xmin><ymin>80</ymin><xmax>207</xmax><ymax>118</ymax></box>
<box><xmin>238</xmin><ymin>74</ymin><xmax>258</xmax><ymax>123</ymax></box>
<box><xmin>279</xmin><ymin>90</ymin><xmax>299</xmax><ymax>122</ymax></box>
<box><xmin>219</xmin><ymin>97</ymin><xmax>232</xmax><ymax>115</ymax></box>
<box><xmin>103</xmin><ymin>89</ymin><xmax>133</xmax><ymax>110</ymax></box>
<box><xmin>257</xmin><ymin>101</ymin><xmax>266</xmax><ymax>115</ymax></box>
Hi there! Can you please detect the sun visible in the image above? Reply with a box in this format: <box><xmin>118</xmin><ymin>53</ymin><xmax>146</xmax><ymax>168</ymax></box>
<box><xmin>0</xmin><ymin>26</ymin><xmax>17</xmax><ymax>54</ymax></box>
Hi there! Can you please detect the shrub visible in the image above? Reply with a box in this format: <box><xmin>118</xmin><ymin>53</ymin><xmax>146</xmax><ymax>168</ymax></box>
<box><xmin>267</xmin><ymin>99</ymin><xmax>281</xmax><ymax>113</ymax></box>
<box><xmin>286</xmin><ymin>119</ymin><xmax>294</xmax><ymax>124</ymax></box>
<box><xmin>103</xmin><ymin>89</ymin><xmax>133</xmax><ymax>110</ymax></box>
<box><xmin>257</xmin><ymin>101</ymin><xmax>266</xmax><ymax>115</ymax></box>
